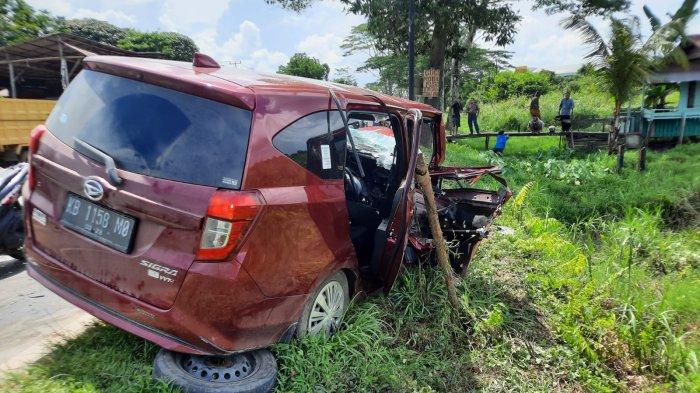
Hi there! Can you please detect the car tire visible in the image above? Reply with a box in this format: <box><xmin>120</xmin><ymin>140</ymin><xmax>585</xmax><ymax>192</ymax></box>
<box><xmin>7</xmin><ymin>248</ymin><xmax>25</xmax><ymax>261</ymax></box>
<box><xmin>296</xmin><ymin>270</ymin><xmax>349</xmax><ymax>338</ymax></box>
<box><xmin>153</xmin><ymin>348</ymin><xmax>277</xmax><ymax>393</ymax></box>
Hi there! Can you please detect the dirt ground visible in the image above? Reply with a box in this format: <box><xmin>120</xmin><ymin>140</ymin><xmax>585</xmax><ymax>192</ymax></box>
<box><xmin>0</xmin><ymin>255</ymin><xmax>95</xmax><ymax>372</ymax></box>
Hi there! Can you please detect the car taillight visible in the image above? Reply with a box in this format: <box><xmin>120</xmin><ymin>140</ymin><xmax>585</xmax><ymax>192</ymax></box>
<box><xmin>27</xmin><ymin>126</ymin><xmax>45</xmax><ymax>191</ymax></box>
<box><xmin>196</xmin><ymin>190</ymin><xmax>264</xmax><ymax>261</ymax></box>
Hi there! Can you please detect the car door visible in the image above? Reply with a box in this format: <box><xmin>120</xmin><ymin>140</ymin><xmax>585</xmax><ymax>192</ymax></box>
<box><xmin>378</xmin><ymin>109</ymin><xmax>423</xmax><ymax>292</ymax></box>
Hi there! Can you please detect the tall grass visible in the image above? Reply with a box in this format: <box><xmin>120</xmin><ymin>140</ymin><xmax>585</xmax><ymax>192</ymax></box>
<box><xmin>457</xmin><ymin>91</ymin><xmax>615</xmax><ymax>133</ymax></box>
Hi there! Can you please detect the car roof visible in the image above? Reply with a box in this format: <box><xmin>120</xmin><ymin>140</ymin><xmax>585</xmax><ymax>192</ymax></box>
<box><xmin>83</xmin><ymin>55</ymin><xmax>439</xmax><ymax>115</ymax></box>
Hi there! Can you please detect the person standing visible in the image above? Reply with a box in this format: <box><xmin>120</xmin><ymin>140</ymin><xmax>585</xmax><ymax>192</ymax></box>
<box><xmin>529</xmin><ymin>91</ymin><xmax>542</xmax><ymax>133</ymax></box>
<box><xmin>559</xmin><ymin>92</ymin><xmax>575</xmax><ymax>132</ymax></box>
<box><xmin>467</xmin><ymin>98</ymin><xmax>480</xmax><ymax>134</ymax></box>
<box><xmin>450</xmin><ymin>99</ymin><xmax>464</xmax><ymax>135</ymax></box>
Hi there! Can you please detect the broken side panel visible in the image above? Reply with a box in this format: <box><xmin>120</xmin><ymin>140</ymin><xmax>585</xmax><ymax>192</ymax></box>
<box><xmin>409</xmin><ymin>166</ymin><xmax>511</xmax><ymax>274</ymax></box>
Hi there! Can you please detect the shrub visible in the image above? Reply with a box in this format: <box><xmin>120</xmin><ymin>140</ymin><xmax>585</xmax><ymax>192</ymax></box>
<box><xmin>478</xmin><ymin>70</ymin><xmax>554</xmax><ymax>102</ymax></box>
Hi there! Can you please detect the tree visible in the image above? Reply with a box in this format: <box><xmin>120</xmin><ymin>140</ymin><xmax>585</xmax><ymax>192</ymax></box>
<box><xmin>277</xmin><ymin>53</ymin><xmax>329</xmax><ymax>80</ymax></box>
<box><xmin>0</xmin><ymin>0</ymin><xmax>63</xmax><ymax>46</ymax></box>
<box><xmin>0</xmin><ymin>3</ymin><xmax>198</xmax><ymax>61</ymax></box>
<box><xmin>566</xmin><ymin>16</ymin><xmax>650</xmax><ymax>127</ymax></box>
<box><xmin>642</xmin><ymin>0</ymin><xmax>698</xmax><ymax>70</ymax></box>
<box><xmin>267</xmin><ymin>0</ymin><xmax>520</xmax><ymax>109</ymax></box>
<box><xmin>62</xmin><ymin>19</ymin><xmax>198</xmax><ymax>61</ymax></box>
<box><xmin>458</xmin><ymin>47</ymin><xmax>511</xmax><ymax>100</ymax></box>
<box><xmin>331</xmin><ymin>67</ymin><xmax>357</xmax><ymax>86</ymax></box>
<box><xmin>479</xmin><ymin>70</ymin><xmax>553</xmax><ymax>101</ymax></box>
<box><xmin>533</xmin><ymin>0</ymin><xmax>630</xmax><ymax>16</ymax></box>
<box><xmin>63</xmin><ymin>18</ymin><xmax>126</xmax><ymax>46</ymax></box>
<box><xmin>341</xmin><ymin>23</ymin><xmax>426</xmax><ymax>95</ymax></box>
<box><xmin>118</xmin><ymin>31</ymin><xmax>197</xmax><ymax>61</ymax></box>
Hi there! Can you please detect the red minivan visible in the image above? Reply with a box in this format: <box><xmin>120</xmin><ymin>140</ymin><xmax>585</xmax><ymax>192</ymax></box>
<box><xmin>23</xmin><ymin>54</ymin><xmax>509</xmax><ymax>392</ymax></box>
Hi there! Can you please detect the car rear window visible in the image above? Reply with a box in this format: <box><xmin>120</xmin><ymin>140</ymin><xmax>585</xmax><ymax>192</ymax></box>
<box><xmin>46</xmin><ymin>70</ymin><xmax>252</xmax><ymax>189</ymax></box>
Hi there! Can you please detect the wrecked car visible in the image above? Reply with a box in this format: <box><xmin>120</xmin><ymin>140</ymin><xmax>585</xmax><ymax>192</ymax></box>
<box><xmin>22</xmin><ymin>53</ymin><xmax>509</xmax><ymax>392</ymax></box>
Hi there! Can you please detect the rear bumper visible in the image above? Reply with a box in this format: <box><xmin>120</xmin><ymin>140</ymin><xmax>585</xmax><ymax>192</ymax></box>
<box><xmin>25</xmin><ymin>244</ymin><xmax>307</xmax><ymax>355</ymax></box>
<box><xmin>27</xmin><ymin>260</ymin><xmax>204</xmax><ymax>354</ymax></box>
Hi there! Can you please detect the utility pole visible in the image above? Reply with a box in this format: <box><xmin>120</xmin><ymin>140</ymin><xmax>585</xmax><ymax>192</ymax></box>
<box><xmin>408</xmin><ymin>0</ymin><xmax>415</xmax><ymax>100</ymax></box>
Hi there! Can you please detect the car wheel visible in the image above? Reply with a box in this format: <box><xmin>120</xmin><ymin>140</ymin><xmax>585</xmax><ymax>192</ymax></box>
<box><xmin>296</xmin><ymin>271</ymin><xmax>349</xmax><ymax>338</ymax></box>
<box><xmin>7</xmin><ymin>248</ymin><xmax>25</xmax><ymax>261</ymax></box>
<box><xmin>153</xmin><ymin>348</ymin><xmax>277</xmax><ymax>393</ymax></box>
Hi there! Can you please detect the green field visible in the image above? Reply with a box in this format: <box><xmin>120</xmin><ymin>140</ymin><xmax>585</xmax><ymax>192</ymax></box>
<box><xmin>2</xmin><ymin>139</ymin><xmax>699</xmax><ymax>392</ymax></box>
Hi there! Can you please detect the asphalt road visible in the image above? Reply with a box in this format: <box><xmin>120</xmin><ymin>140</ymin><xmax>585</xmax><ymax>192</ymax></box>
<box><xmin>0</xmin><ymin>254</ymin><xmax>95</xmax><ymax>372</ymax></box>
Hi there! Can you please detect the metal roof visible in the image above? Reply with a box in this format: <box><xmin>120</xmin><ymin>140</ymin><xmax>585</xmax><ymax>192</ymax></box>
<box><xmin>0</xmin><ymin>33</ymin><xmax>162</xmax><ymax>82</ymax></box>
<box><xmin>648</xmin><ymin>34</ymin><xmax>700</xmax><ymax>84</ymax></box>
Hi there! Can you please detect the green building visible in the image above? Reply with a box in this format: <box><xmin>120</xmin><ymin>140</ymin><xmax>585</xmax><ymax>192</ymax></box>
<box><xmin>638</xmin><ymin>35</ymin><xmax>700</xmax><ymax>141</ymax></box>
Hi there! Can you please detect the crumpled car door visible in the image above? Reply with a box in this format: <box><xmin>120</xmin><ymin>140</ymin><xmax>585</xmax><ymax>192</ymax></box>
<box><xmin>379</xmin><ymin>109</ymin><xmax>423</xmax><ymax>292</ymax></box>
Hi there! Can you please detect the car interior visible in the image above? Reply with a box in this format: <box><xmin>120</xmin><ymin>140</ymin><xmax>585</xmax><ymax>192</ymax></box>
<box><xmin>343</xmin><ymin>111</ymin><xmax>406</xmax><ymax>277</ymax></box>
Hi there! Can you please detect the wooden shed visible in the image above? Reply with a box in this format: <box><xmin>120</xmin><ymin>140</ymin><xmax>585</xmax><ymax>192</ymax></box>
<box><xmin>0</xmin><ymin>33</ymin><xmax>161</xmax><ymax>162</ymax></box>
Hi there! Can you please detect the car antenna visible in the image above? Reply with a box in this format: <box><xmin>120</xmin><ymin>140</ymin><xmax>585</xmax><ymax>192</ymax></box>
<box><xmin>192</xmin><ymin>52</ymin><xmax>220</xmax><ymax>68</ymax></box>
<box><xmin>329</xmin><ymin>88</ymin><xmax>365</xmax><ymax>178</ymax></box>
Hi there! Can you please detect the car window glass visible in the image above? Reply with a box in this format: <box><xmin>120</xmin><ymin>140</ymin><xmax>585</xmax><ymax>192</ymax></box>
<box><xmin>347</xmin><ymin>113</ymin><xmax>397</xmax><ymax>170</ymax></box>
<box><xmin>419</xmin><ymin>119</ymin><xmax>435</xmax><ymax>162</ymax></box>
<box><xmin>46</xmin><ymin>70</ymin><xmax>252</xmax><ymax>189</ymax></box>
<box><xmin>272</xmin><ymin>111</ymin><xmax>346</xmax><ymax>179</ymax></box>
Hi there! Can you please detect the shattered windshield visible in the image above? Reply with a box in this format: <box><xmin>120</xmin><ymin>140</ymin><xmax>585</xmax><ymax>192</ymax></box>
<box><xmin>348</xmin><ymin>114</ymin><xmax>396</xmax><ymax>170</ymax></box>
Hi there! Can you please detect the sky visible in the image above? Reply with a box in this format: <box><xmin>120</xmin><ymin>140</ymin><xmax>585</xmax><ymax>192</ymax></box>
<box><xmin>25</xmin><ymin>0</ymin><xmax>700</xmax><ymax>87</ymax></box>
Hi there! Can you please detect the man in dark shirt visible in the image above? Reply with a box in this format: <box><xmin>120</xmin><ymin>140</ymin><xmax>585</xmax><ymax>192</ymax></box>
<box><xmin>467</xmin><ymin>98</ymin><xmax>480</xmax><ymax>134</ymax></box>
<box><xmin>451</xmin><ymin>99</ymin><xmax>464</xmax><ymax>135</ymax></box>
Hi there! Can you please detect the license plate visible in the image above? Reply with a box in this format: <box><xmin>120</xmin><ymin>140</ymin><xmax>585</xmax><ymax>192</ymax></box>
<box><xmin>60</xmin><ymin>193</ymin><xmax>137</xmax><ymax>253</ymax></box>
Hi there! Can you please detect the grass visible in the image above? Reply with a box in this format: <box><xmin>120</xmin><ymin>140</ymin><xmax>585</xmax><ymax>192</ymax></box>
<box><xmin>458</xmin><ymin>90</ymin><xmax>615</xmax><ymax>133</ymax></box>
<box><xmin>2</xmin><ymin>139</ymin><xmax>699</xmax><ymax>392</ymax></box>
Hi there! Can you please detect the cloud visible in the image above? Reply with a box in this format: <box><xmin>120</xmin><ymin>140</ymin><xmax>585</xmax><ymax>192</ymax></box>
<box><xmin>221</xmin><ymin>20</ymin><xmax>263</xmax><ymax>57</ymax></box>
<box><xmin>27</xmin><ymin>0</ymin><xmax>72</xmax><ymax>15</ymax></box>
<box><xmin>193</xmin><ymin>20</ymin><xmax>288</xmax><ymax>73</ymax></box>
<box><xmin>243</xmin><ymin>49</ymin><xmax>289</xmax><ymax>73</ymax></box>
<box><xmin>159</xmin><ymin>0</ymin><xmax>231</xmax><ymax>31</ymax></box>
<box><xmin>296</xmin><ymin>33</ymin><xmax>344</xmax><ymax>67</ymax></box>
<box><xmin>72</xmin><ymin>9</ymin><xmax>137</xmax><ymax>26</ymax></box>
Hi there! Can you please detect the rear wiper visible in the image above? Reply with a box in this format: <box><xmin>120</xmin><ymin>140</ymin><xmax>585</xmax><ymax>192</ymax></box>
<box><xmin>73</xmin><ymin>137</ymin><xmax>123</xmax><ymax>186</ymax></box>
<box><xmin>329</xmin><ymin>89</ymin><xmax>365</xmax><ymax>177</ymax></box>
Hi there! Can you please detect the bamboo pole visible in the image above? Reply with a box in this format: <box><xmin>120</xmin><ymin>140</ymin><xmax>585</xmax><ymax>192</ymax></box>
<box><xmin>414</xmin><ymin>153</ymin><xmax>461</xmax><ymax>312</ymax></box>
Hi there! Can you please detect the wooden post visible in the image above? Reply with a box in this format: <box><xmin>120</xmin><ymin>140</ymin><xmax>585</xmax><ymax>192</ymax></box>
<box><xmin>58</xmin><ymin>39</ymin><xmax>69</xmax><ymax>90</ymax></box>
<box><xmin>678</xmin><ymin>114</ymin><xmax>686</xmax><ymax>145</ymax></box>
<box><xmin>6</xmin><ymin>55</ymin><xmax>16</xmax><ymax>98</ymax></box>
<box><xmin>616</xmin><ymin>143</ymin><xmax>625</xmax><ymax>173</ymax></box>
<box><xmin>415</xmin><ymin>154</ymin><xmax>461</xmax><ymax>312</ymax></box>
<box><xmin>639</xmin><ymin>120</ymin><xmax>653</xmax><ymax>171</ymax></box>
<box><xmin>569</xmin><ymin>131</ymin><xmax>575</xmax><ymax>149</ymax></box>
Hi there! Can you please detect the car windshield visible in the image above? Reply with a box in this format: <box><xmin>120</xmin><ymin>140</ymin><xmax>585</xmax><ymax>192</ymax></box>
<box><xmin>348</xmin><ymin>115</ymin><xmax>396</xmax><ymax>170</ymax></box>
<box><xmin>45</xmin><ymin>70</ymin><xmax>253</xmax><ymax>189</ymax></box>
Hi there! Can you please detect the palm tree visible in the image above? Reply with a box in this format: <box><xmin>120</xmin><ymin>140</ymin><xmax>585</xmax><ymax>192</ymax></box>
<box><xmin>563</xmin><ymin>16</ymin><xmax>650</xmax><ymax>133</ymax></box>
<box><xmin>643</xmin><ymin>0</ymin><xmax>698</xmax><ymax>67</ymax></box>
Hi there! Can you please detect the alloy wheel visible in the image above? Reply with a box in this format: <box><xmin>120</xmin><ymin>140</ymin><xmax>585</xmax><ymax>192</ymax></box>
<box><xmin>307</xmin><ymin>280</ymin><xmax>345</xmax><ymax>335</ymax></box>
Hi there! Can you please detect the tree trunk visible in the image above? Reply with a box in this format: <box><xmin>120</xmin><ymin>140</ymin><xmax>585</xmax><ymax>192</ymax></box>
<box><xmin>447</xmin><ymin>56</ymin><xmax>460</xmax><ymax>135</ymax></box>
<box><xmin>425</xmin><ymin>21</ymin><xmax>448</xmax><ymax>110</ymax></box>
<box><xmin>414</xmin><ymin>154</ymin><xmax>461</xmax><ymax>312</ymax></box>
<box><xmin>608</xmin><ymin>100</ymin><xmax>622</xmax><ymax>154</ymax></box>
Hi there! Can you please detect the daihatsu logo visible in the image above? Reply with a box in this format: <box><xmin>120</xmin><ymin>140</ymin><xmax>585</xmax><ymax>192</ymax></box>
<box><xmin>83</xmin><ymin>179</ymin><xmax>104</xmax><ymax>201</ymax></box>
